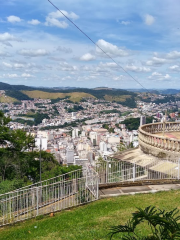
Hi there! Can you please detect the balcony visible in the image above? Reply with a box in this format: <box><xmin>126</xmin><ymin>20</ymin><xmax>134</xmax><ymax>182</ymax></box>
<box><xmin>138</xmin><ymin>122</ymin><xmax>180</xmax><ymax>161</ymax></box>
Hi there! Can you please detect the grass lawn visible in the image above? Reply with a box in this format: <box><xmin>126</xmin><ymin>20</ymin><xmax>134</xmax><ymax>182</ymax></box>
<box><xmin>0</xmin><ymin>190</ymin><xmax>180</xmax><ymax>240</ymax></box>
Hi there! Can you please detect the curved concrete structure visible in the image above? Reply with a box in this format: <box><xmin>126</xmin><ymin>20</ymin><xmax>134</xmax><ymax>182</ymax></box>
<box><xmin>138</xmin><ymin>122</ymin><xmax>180</xmax><ymax>161</ymax></box>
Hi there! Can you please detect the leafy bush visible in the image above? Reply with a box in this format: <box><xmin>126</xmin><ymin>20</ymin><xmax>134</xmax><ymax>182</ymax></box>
<box><xmin>109</xmin><ymin>206</ymin><xmax>180</xmax><ymax>239</ymax></box>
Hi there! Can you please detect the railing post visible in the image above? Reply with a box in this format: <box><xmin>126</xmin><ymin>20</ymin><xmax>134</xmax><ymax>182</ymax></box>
<box><xmin>133</xmin><ymin>162</ymin><xmax>136</xmax><ymax>182</ymax></box>
<box><xmin>36</xmin><ymin>187</ymin><xmax>39</xmax><ymax>216</ymax></box>
<box><xmin>86</xmin><ymin>169</ymin><xmax>87</xmax><ymax>187</ymax></box>
<box><xmin>97</xmin><ymin>175</ymin><xmax>99</xmax><ymax>200</ymax></box>
<box><xmin>106</xmin><ymin>162</ymin><xmax>109</xmax><ymax>183</ymax></box>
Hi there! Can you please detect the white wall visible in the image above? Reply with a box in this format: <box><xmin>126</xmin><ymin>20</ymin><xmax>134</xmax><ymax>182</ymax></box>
<box><xmin>35</xmin><ymin>138</ymin><xmax>48</xmax><ymax>150</ymax></box>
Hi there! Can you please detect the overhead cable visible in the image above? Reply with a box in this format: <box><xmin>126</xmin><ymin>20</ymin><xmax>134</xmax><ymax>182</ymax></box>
<box><xmin>48</xmin><ymin>0</ymin><xmax>150</xmax><ymax>92</ymax></box>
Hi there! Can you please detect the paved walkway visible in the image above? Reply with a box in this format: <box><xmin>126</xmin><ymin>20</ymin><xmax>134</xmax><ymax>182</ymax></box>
<box><xmin>99</xmin><ymin>184</ymin><xmax>180</xmax><ymax>198</ymax></box>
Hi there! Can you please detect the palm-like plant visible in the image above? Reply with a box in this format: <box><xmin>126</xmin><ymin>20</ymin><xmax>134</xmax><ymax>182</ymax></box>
<box><xmin>109</xmin><ymin>206</ymin><xmax>180</xmax><ymax>239</ymax></box>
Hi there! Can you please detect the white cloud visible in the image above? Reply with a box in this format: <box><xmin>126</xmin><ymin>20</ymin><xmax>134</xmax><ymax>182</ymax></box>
<box><xmin>45</xmin><ymin>17</ymin><xmax>68</xmax><ymax>28</ymax></box>
<box><xmin>56</xmin><ymin>46</ymin><xmax>72</xmax><ymax>53</ymax></box>
<box><xmin>18</xmin><ymin>49</ymin><xmax>49</xmax><ymax>57</ymax></box>
<box><xmin>145</xmin><ymin>57</ymin><xmax>168</xmax><ymax>66</ymax></box>
<box><xmin>48</xmin><ymin>10</ymin><xmax>79</xmax><ymax>20</ymax></box>
<box><xmin>0</xmin><ymin>32</ymin><xmax>22</xmax><ymax>46</ymax></box>
<box><xmin>58</xmin><ymin>62</ymin><xmax>78</xmax><ymax>71</ymax></box>
<box><xmin>99</xmin><ymin>62</ymin><xmax>118</xmax><ymax>70</ymax></box>
<box><xmin>2</xmin><ymin>61</ymin><xmax>44</xmax><ymax>72</ymax></box>
<box><xmin>101</xmin><ymin>62</ymin><xmax>117</xmax><ymax>67</ymax></box>
<box><xmin>148</xmin><ymin>72</ymin><xmax>171</xmax><ymax>81</ymax></box>
<box><xmin>2</xmin><ymin>73</ymin><xmax>19</xmax><ymax>78</ymax></box>
<box><xmin>163</xmin><ymin>74</ymin><xmax>171</xmax><ymax>79</ymax></box>
<box><xmin>62</xmin><ymin>76</ymin><xmax>72</xmax><ymax>81</ymax></box>
<box><xmin>49</xmin><ymin>56</ymin><xmax>65</xmax><ymax>61</ymax></box>
<box><xmin>14</xmin><ymin>63</ymin><xmax>25</xmax><ymax>68</ymax></box>
<box><xmin>2</xmin><ymin>62</ymin><xmax>12</xmax><ymax>68</ymax></box>
<box><xmin>125</xmin><ymin>64</ymin><xmax>151</xmax><ymax>72</ymax></box>
<box><xmin>1</xmin><ymin>73</ymin><xmax>34</xmax><ymax>79</ymax></box>
<box><xmin>80</xmin><ymin>53</ymin><xmax>96</xmax><ymax>61</ymax></box>
<box><xmin>145</xmin><ymin>51</ymin><xmax>180</xmax><ymax>67</ymax></box>
<box><xmin>45</xmin><ymin>10</ymin><xmax>79</xmax><ymax>28</ymax></box>
<box><xmin>151</xmin><ymin>72</ymin><xmax>162</xmax><ymax>77</ymax></box>
<box><xmin>7</xmin><ymin>15</ymin><xmax>22</xmax><ymax>23</ymax></box>
<box><xmin>113</xmin><ymin>75</ymin><xmax>126</xmax><ymax>81</ymax></box>
<box><xmin>169</xmin><ymin>65</ymin><xmax>180</xmax><ymax>71</ymax></box>
<box><xmin>121</xmin><ymin>21</ymin><xmax>131</xmax><ymax>25</ymax></box>
<box><xmin>166</xmin><ymin>51</ymin><xmax>180</xmax><ymax>59</ymax></box>
<box><xmin>144</xmin><ymin>14</ymin><xmax>155</xmax><ymax>25</ymax></box>
<box><xmin>28</xmin><ymin>19</ymin><xmax>40</xmax><ymax>25</ymax></box>
<box><xmin>96</xmin><ymin>39</ymin><xmax>132</xmax><ymax>57</ymax></box>
<box><xmin>21</xmin><ymin>73</ymin><xmax>34</xmax><ymax>78</ymax></box>
<box><xmin>0</xmin><ymin>32</ymin><xmax>20</xmax><ymax>42</ymax></box>
<box><xmin>88</xmin><ymin>62</ymin><xmax>119</xmax><ymax>74</ymax></box>
<box><xmin>0</xmin><ymin>51</ymin><xmax>10</xmax><ymax>57</ymax></box>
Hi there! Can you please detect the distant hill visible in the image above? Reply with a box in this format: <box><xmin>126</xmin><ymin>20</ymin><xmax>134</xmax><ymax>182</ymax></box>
<box><xmin>6</xmin><ymin>90</ymin><xmax>33</xmax><ymax>101</ymax></box>
<box><xmin>127</xmin><ymin>88</ymin><xmax>180</xmax><ymax>95</ymax></box>
<box><xmin>127</xmin><ymin>89</ymin><xmax>160</xmax><ymax>94</ymax></box>
<box><xmin>0</xmin><ymin>82</ymin><xmax>138</xmax><ymax>107</ymax></box>
<box><xmin>2</xmin><ymin>82</ymin><xmax>180</xmax><ymax>107</ymax></box>
<box><xmin>158</xmin><ymin>89</ymin><xmax>180</xmax><ymax>95</ymax></box>
<box><xmin>93</xmin><ymin>87</ymin><xmax>113</xmax><ymax>90</ymax></box>
<box><xmin>22</xmin><ymin>89</ymin><xmax>137</xmax><ymax>107</ymax></box>
<box><xmin>0</xmin><ymin>82</ymin><xmax>34</xmax><ymax>91</ymax></box>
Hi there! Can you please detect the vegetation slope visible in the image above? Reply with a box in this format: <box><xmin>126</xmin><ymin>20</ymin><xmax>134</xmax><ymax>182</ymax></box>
<box><xmin>21</xmin><ymin>89</ymin><xmax>137</xmax><ymax>107</ymax></box>
<box><xmin>0</xmin><ymin>82</ymin><xmax>137</xmax><ymax>107</ymax></box>
<box><xmin>22</xmin><ymin>90</ymin><xmax>95</xmax><ymax>102</ymax></box>
<box><xmin>0</xmin><ymin>95</ymin><xmax>17</xmax><ymax>103</ymax></box>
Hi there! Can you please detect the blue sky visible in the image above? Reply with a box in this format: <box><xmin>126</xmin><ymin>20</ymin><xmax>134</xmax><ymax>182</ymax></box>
<box><xmin>1</xmin><ymin>0</ymin><xmax>180</xmax><ymax>89</ymax></box>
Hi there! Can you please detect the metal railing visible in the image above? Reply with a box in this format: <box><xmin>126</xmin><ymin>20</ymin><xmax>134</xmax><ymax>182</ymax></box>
<box><xmin>95</xmin><ymin>159</ymin><xmax>180</xmax><ymax>184</ymax></box>
<box><xmin>0</xmin><ymin>168</ymin><xmax>83</xmax><ymax>195</ymax></box>
<box><xmin>0</xmin><ymin>167</ymin><xmax>98</xmax><ymax>226</ymax></box>
<box><xmin>1</xmin><ymin>159</ymin><xmax>180</xmax><ymax>227</ymax></box>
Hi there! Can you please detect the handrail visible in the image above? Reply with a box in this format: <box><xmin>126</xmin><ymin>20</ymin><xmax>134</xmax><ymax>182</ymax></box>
<box><xmin>0</xmin><ymin>168</ymin><xmax>83</xmax><ymax>198</ymax></box>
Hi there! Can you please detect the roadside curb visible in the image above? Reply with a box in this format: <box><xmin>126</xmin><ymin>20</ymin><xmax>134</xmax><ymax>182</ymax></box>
<box><xmin>99</xmin><ymin>188</ymin><xmax>176</xmax><ymax>198</ymax></box>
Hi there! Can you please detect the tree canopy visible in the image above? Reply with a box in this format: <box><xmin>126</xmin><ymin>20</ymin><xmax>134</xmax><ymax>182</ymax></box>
<box><xmin>0</xmin><ymin>111</ymin><xmax>81</xmax><ymax>193</ymax></box>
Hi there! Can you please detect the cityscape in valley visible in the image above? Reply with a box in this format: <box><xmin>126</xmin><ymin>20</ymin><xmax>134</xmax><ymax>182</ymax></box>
<box><xmin>0</xmin><ymin>84</ymin><xmax>180</xmax><ymax>167</ymax></box>
<box><xmin>2</xmin><ymin>0</ymin><xmax>180</xmax><ymax>238</ymax></box>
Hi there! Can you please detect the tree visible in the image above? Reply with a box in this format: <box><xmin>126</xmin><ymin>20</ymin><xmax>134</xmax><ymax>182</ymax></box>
<box><xmin>97</xmin><ymin>156</ymin><xmax>105</xmax><ymax>163</ymax></box>
<box><xmin>109</xmin><ymin>206</ymin><xmax>180</xmax><ymax>239</ymax></box>
<box><xmin>0</xmin><ymin>111</ymin><xmax>11</xmax><ymax>144</ymax></box>
<box><xmin>8</xmin><ymin>129</ymin><xmax>35</xmax><ymax>153</ymax></box>
<box><xmin>0</xmin><ymin>111</ymin><xmax>55</xmax><ymax>183</ymax></box>
<box><xmin>117</xmin><ymin>142</ymin><xmax>127</xmax><ymax>152</ymax></box>
<box><xmin>0</xmin><ymin>111</ymin><xmax>82</xmax><ymax>193</ymax></box>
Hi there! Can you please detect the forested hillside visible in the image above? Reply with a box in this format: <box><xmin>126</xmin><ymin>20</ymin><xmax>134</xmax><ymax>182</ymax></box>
<box><xmin>0</xmin><ymin>82</ymin><xmax>138</xmax><ymax>107</ymax></box>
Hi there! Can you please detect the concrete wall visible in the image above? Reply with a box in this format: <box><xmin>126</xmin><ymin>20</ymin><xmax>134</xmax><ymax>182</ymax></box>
<box><xmin>139</xmin><ymin>138</ymin><xmax>180</xmax><ymax>161</ymax></box>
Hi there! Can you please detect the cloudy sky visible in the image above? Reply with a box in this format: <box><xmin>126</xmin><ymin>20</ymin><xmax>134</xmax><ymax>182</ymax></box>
<box><xmin>1</xmin><ymin>0</ymin><xmax>180</xmax><ymax>89</ymax></box>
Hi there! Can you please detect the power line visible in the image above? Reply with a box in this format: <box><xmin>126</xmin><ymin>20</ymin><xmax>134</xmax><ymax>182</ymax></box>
<box><xmin>48</xmin><ymin>0</ymin><xmax>150</xmax><ymax>92</ymax></box>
